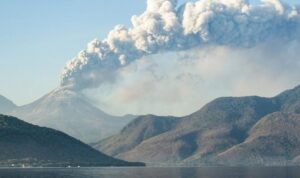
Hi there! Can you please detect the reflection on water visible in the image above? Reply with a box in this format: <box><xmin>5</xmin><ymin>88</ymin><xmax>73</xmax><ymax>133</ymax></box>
<box><xmin>0</xmin><ymin>167</ymin><xmax>299</xmax><ymax>178</ymax></box>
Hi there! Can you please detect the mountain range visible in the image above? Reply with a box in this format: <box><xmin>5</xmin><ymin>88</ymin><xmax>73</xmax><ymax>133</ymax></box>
<box><xmin>0</xmin><ymin>88</ymin><xmax>135</xmax><ymax>143</ymax></box>
<box><xmin>0</xmin><ymin>114</ymin><xmax>144</xmax><ymax>167</ymax></box>
<box><xmin>3</xmin><ymin>84</ymin><xmax>300</xmax><ymax>166</ymax></box>
<box><xmin>95</xmin><ymin>85</ymin><xmax>300</xmax><ymax>166</ymax></box>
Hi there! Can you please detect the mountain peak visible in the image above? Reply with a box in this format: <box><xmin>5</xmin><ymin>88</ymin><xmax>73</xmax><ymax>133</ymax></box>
<box><xmin>9</xmin><ymin>88</ymin><xmax>135</xmax><ymax>143</ymax></box>
<box><xmin>0</xmin><ymin>95</ymin><xmax>17</xmax><ymax>114</ymax></box>
<box><xmin>39</xmin><ymin>87</ymin><xmax>85</xmax><ymax>103</ymax></box>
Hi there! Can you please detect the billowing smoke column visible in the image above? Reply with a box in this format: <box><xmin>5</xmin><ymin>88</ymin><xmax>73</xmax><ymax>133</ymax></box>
<box><xmin>61</xmin><ymin>0</ymin><xmax>300</xmax><ymax>90</ymax></box>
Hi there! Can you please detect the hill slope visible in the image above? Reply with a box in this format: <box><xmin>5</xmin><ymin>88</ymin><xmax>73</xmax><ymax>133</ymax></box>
<box><xmin>10</xmin><ymin>88</ymin><xmax>134</xmax><ymax>143</ymax></box>
<box><xmin>0</xmin><ymin>95</ymin><xmax>17</xmax><ymax>114</ymax></box>
<box><xmin>93</xmin><ymin>115</ymin><xmax>179</xmax><ymax>157</ymax></box>
<box><xmin>0</xmin><ymin>114</ymin><xmax>144</xmax><ymax>167</ymax></box>
<box><xmin>95</xmin><ymin>85</ymin><xmax>300</xmax><ymax>165</ymax></box>
<box><xmin>215</xmin><ymin>112</ymin><xmax>300</xmax><ymax>165</ymax></box>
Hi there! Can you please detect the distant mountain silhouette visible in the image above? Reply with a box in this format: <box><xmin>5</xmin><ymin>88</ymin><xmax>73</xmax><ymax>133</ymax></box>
<box><xmin>9</xmin><ymin>88</ymin><xmax>135</xmax><ymax>143</ymax></box>
<box><xmin>0</xmin><ymin>95</ymin><xmax>17</xmax><ymax>114</ymax></box>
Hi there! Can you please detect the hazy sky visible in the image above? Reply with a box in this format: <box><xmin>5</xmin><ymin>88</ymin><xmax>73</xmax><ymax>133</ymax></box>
<box><xmin>0</xmin><ymin>0</ymin><xmax>298</xmax><ymax>105</ymax></box>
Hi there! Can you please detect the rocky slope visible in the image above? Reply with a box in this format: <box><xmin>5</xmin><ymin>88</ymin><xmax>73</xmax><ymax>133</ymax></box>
<box><xmin>96</xmin><ymin>85</ymin><xmax>300</xmax><ymax>166</ymax></box>
<box><xmin>93</xmin><ymin>115</ymin><xmax>179</xmax><ymax>156</ymax></box>
<box><xmin>214</xmin><ymin>112</ymin><xmax>300</xmax><ymax>165</ymax></box>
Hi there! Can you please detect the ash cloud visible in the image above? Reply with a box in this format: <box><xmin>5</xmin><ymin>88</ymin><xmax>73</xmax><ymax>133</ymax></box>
<box><xmin>60</xmin><ymin>0</ymin><xmax>300</xmax><ymax>116</ymax></box>
<box><xmin>61</xmin><ymin>0</ymin><xmax>300</xmax><ymax>89</ymax></box>
<box><xmin>83</xmin><ymin>42</ymin><xmax>300</xmax><ymax>116</ymax></box>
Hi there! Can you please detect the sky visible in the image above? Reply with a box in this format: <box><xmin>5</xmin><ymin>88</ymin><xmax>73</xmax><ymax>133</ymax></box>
<box><xmin>0</xmin><ymin>0</ymin><xmax>298</xmax><ymax>106</ymax></box>
<box><xmin>0</xmin><ymin>0</ymin><xmax>144</xmax><ymax>105</ymax></box>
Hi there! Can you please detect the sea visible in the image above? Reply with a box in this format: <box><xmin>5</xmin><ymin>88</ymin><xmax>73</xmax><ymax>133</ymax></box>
<box><xmin>0</xmin><ymin>167</ymin><xmax>300</xmax><ymax>178</ymax></box>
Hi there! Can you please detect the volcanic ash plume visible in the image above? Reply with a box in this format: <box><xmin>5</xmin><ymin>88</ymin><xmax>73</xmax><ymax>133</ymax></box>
<box><xmin>60</xmin><ymin>0</ymin><xmax>300</xmax><ymax>90</ymax></box>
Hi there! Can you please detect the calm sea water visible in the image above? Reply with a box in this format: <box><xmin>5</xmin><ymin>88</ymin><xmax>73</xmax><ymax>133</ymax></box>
<box><xmin>0</xmin><ymin>167</ymin><xmax>300</xmax><ymax>178</ymax></box>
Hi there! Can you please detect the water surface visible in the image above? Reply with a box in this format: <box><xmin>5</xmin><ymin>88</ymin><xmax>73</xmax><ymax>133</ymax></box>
<box><xmin>0</xmin><ymin>167</ymin><xmax>300</xmax><ymax>178</ymax></box>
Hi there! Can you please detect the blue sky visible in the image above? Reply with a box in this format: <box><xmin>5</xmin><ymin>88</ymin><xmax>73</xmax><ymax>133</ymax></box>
<box><xmin>0</xmin><ymin>0</ymin><xmax>298</xmax><ymax>105</ymax></box>
<box><xmin>0</xmin><ymin>0</ymin><xmax>146</xmax><ymax>105</ymax></box>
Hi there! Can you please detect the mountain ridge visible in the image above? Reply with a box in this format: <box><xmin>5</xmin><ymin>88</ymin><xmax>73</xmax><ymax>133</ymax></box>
<box><xmin>95</xmin><ymin>84</ymin><xmax>300</xmax><ymax>166</ymax></box>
